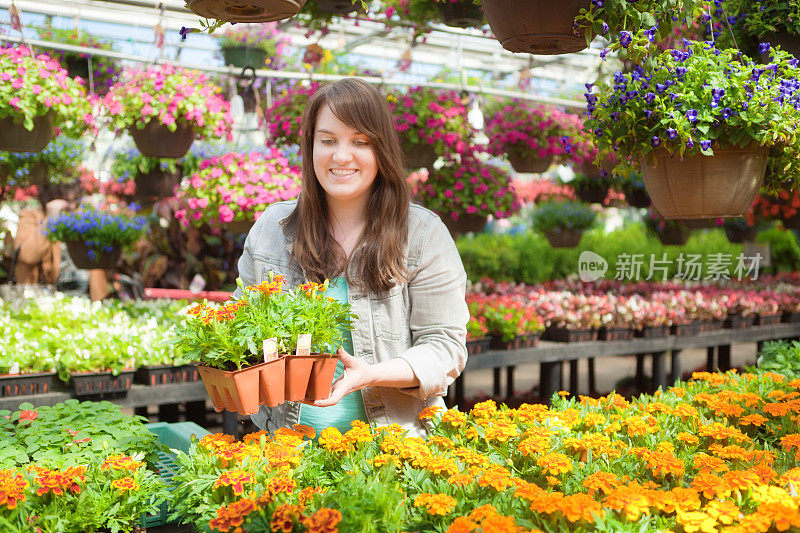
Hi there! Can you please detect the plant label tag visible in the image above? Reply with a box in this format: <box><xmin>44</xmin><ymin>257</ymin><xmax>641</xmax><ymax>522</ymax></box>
<box><xmin>296</xmin><ymin>334</ymin><xmax>311</xmax><ymax>356</ymax></box>
<box><xmin>189</xmin><ymin>274</ymin><xmax>206</xmax><ymax>294</ymax></box>
<box><xmin>263</xmin><ymin>338</ymin><xmax>278</xmax><ymax>363</ymax></box>
<box><xmin>9</xmin><ymin>362</ymin><xmax>19</xmax><ymax>375</ymax></box>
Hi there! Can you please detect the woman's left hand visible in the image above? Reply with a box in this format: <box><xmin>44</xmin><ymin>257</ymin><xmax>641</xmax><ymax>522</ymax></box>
<box><xmin>311</xmin><ymin>347</ymin><xmax>372</xmax><ymax>407</ymax></box>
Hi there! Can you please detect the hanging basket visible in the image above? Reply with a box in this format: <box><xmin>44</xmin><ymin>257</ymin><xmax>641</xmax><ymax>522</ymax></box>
<box><xmin>436</xmin><ymin>0</ymin><xmax>484</xmax><ymax>28</ymax></box>
<box><xmin>759</xmin><ymin>31</ymin><xmax>800</xmax><ymax>62</ymax></box>
<box><xmin>639</xmin><ymin>144</ymin><xmax>768</xmax><ymax>219</ymax></box>
<box><xmin>442</xmin><ymin>213</ymin><xmax>487</xmax><ymax>237</ymax></box>
<box><xmin>130</xmin><ymin>120</ymin><xmax>195</xmax><ymax>159</ymax></box>
<box><xmin>679</xmin><ymin>218</ymin><xmax>722</xmax><ymax>230</ymax></box>
<box><xmin>544</xmin><ymin>228</ymin><xmax>583</xmax><ymax>248</ymax></box>
<box><xmin>624</xmin><ymin>187</ymin><xmax>650</xmax><ymax>209</ymax></box>
<box><xmin>655</xmin><ymin>226</ymin><xmax>691</xmax><ymax>246</ymax></box>
<box><xmin>404</xmin><ymin>144</ymin><xmax>437</xmax><ymax>169</ymax></box>
<box><xmin>508</xmin><ymin>151</ymin><xmax>553</xmax><ymax>174</ymax></box>
<box><xmin>315</xmin><ymin>0</ymin><xmax>365</xmax><ymax>15</ymax></box>
<box><xmin>65</xmin><ymin>240</ymin><xmax>121</xmax><ymax>270</ymax></box>
<box><xmin>481</xmin><ymin>0</ymin><xmax>591</xmax><ymax>55</ymax></box>
<box><xmin>0</xmin><ymin>114</ymin><xmax>54</xmax><ymax>153</ymax></box>
<box><xmin>134</xmin><ymin>167</ymin><xmax>182</xmax><ymax>206</ymax></box>
<box><xmin>63</xmin><ymin>56</ymin><xmax>90</xmax><ymax>82</ymax></box>
<box><xmin>725</xmin><ymin>225</ymin><xmax>757</xmax><ymax>243</ymax></box>
<box><xmin>574</xmin><ymin>183</ymin><xmax>609</xmax><ymax>204</ymax></box>
<box><xmin>221</xmin><ymin>46</ymin><xmax>269</xmax><ymax>69</ymax></box>
<box><xmin>186</xmin><ymin>0</ymin><xmax>306</xmax><ymax>23</ymax></box>
<box><xmin>26</xmin><ymin>162</ymin><xmax>48</xmax><ymax>188</ymax></box>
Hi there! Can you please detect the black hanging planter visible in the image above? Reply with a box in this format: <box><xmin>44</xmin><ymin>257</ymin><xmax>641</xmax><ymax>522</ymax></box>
<box><xmin>130</xmin><ymin>120</ymin><xmax>195</xmax><ymax>159</ymax></box>
<box><xmin>436</xmin><ymin>0</ymin><xmax>484</xmax><ymax>28</ymax></box>
<box><xmin>0</xmin><ymin>114</ymin><xmax>54</xmax><ymax>153</ymax></box>
<box><xmin>574</xmin><ymin>183</ymin><xmax>609</xmax><ymax>204</ymax></box>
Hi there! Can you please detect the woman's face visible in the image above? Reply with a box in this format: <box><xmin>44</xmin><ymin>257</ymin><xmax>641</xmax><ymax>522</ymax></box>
<box><xmin>312</xmin><ymin>103</ymin><xmax>378</xmax><ymax>208</ymax></box>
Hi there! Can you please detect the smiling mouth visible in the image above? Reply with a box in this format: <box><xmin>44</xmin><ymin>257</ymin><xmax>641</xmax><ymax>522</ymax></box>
<box><xmin>330</xmin><ymin>169</ymin><xmax>358</xmax><ymax>176</ymax></box>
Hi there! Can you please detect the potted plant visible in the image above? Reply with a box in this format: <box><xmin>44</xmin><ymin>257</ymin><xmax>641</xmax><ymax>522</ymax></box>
<box><xmin>618</xmin><ymin>171</ymin><xmax>650</xmax><ymax>209</ymax></box>
<box><xmin>36</xmin><ymin>25</ymin><xmax>121</xmax><ymax>95</ymax></box>
<box><xmin>374</xmin><ymin>0</ymin><xmax>440</xmax><ymax>35</ymax></box>
<box><xmin>433</xmin><ymin>0</ymin><xmax>484</xmax><ymax>29</ymax></box>
<box><xmin>103</xmin><ymin>64</ymin><xmax>233</xmax><ymax>159</ymax></box>
<box><xmin>216</xmin><ymin>22</ymin><xmax>290</xmax><ymax>69</ymax></box>
<box><xmin>566</xmin><ymin>171</ymin><xmax>612</xmax><ymax>205</ymax></box>
<box><xmin>723</xmin><ymin>217</ymin><xmax>759</xmax><ymax>243</ymax></box>
<box><xmin>644</xmin><ymin>207</ymin><xmax>692</xmax><ymax>246</ymax></box>
<box><xmin>754</xmin><ymin>189</ymin><xmax>800</xmax><ymax>229</ymax></box>
<box><xmin>0</xmin><ymin>135</ymin><xmax>85</xmax><ymax>189</ymax></box>
<box><xmin>531</xmin><ymin>200</ymin><xmax>595</xmax><ymax>248</ymax></box>
<box><xmin>480</xmin><ymin>299</ymin><xmax>545</xmax><ymax>350</ymax></box>
<box><xmin>186</xmin><ymin>0</ymin><xmax>306</xmax><ymax>24</ymax></box>
<box><xmin>263</xmin><ymin>82</ymin><xmax>322</xmax><ymax>147</ymax></box>
<box><xmin>172</xmin><ymin>274</ymin><xmax>355</xmax><ymax>415</ymax></box>
<box><xmin>387</xmin><ymin>86</ymin><xmax>474</xmax><ymax>169</ymax></box>
<box><xmin>586</xmin><ymin>36</ymin><xmax>800</xmax><ymax>219</ymax></box>
<box><xmin>174</xmin><ymin>149</ymin><xmax>301</xmax><ymax>234</ymax></box>
<box><xmin>0</xmin><ymin>46</ymin><xmax>94</xmax><ymax>153</ymax></box>
<box><xmin>413</xmin><ymin>150</ymin><xmax>519</xmax><ymax>237</ymax></box>
<box><xmin>482</xmin><ymin>0</ymin><xmax>692</xmax><ymax>55</ymax></box>
<box><xmin>484</xmin><ymin>99</ymin><xmax>574</xmax><ymax>174</ymax></box>
<box><xmin>109</xmin><ymin>147</ymin><xmax>183</xmax><ymax>207</ymax></box>
<box><xmin>300</xmin><ymin>0</ymin><xmax>365</xmax><ymax>18</ymax></box>
<box><xmin>465</xmin><ymin>301</ymin><xmax>491</xmax><ymax>355</ymax></box>
<box><xmin>44</xmin><ymin>207</ymin><xmax>147</xmax><ymax>270</ymax></box>
<box><xmin>718</xmin><ymin>0</ymin><xmax>800</xmax><ymax>58</ymax></box>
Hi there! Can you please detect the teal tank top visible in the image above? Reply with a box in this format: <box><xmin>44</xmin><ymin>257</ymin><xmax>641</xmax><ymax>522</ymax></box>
<box><xmin>298</xmin><ymin>277</ymin><xmax>369</xmax><ymax>434</ymax></box>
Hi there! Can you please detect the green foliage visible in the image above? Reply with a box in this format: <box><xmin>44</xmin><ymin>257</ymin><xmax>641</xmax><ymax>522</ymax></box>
<box><xmin>722</xmin><ymin>0</ymin><xmax>800</xmax><ymax>38</ymax></box>
<box><xmin>0</xmin><ymin>400</ymin><xmax>162</xmax><ymax>469</ymax></box>
<box><xmin>574</xmin><ymin>0</ymin><xmax>696</xmax><ymax>43</ymax></box>
<box><xmin>755</xmin><ymin>340</ymin><xmax>800</xmax><ymax>377</ymax></box>
<box><xmin>756</xmin><ymin>226</ymin><xmax>800</xmax><ymax>273</ymax></box>
<box><xmin>530</xmin><ymin>201</ymin><xmax>596</xmax><ymax>233</ymax></box>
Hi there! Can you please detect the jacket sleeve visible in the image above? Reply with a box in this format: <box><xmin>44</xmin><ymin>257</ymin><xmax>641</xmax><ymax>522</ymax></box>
<box><xmin>396</xmin><ymin>217</ymin><xmax>469</xmax><ymax>400</ymax></box>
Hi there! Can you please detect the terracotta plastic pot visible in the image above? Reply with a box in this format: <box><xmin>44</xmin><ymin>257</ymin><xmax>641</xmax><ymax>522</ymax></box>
<box><xmin>544</xmin><ymin>228</ymin><xmax>583</xmax><ymax>248</ymax></box>
<box><xmin>315</xmin><ymin>0</ymin><xmax>365</xmax><ymax>15</ymax></box>
<box><xmin>508</xmin><ymin>152</ymin><xmax>553</xmax><ymax>174</ymax></box>
<box><xmin>639</xmin><ymin>144</ymin><xmax>768</xmax><ymax>219</ymax></box>
<box><xmin>443</xmin><ymin>213</ymin><xmax>487</xmax><ymax>237</ymax></box>
<box><xmin>259</xmin><ymin>357</ymin><xmax>286</xmax><ymax>407</ymax></box>
<box><xmin>305</xmin><ymin>355</ymin><xmax>338</xmax><ymax>401</ymax></box>
<box><xmin>134</xmin><ymin>167</ymin><xmax>182</xmax><ymax>205</ymax></box>
<box><xmin>0</xmin><ymin>114</ymin><xmax>54</xmax><ymax>153</ymax></box>
<box><xmin>725</xmin><ymin>225</ymin><xmax>757</xmax><ymax>243</ymax></box>
<box><xmin>436</xmin><ymin>0</ymin><xmax>484</xmax><ymax>28</ymax></box>
<box><xmin>285</xmin><ymin>355</ymin><xmax>316</xmax><ymax>402</ymax></box>
<box><xmin>221</xmin><ymin>46</ymin><xmax>269</xmax><ymax>69</ymax></box>
<box><xmin>656</xmin><ymin>226</ymin><xmax>691</xmax><ymax>246</ymax></box>
<box><xmin>574</xmin><ymin>183</ymin><xmax>609</xmax><ymax>204</ymax></box>
<box><xmin>198</xmin><ymin>363</ymin><xmax>263</xmax><ymax>415</ymax></box>
<box><xmin>65</xmin><ymin>241</ymin><xmax>121</xmax><ymax>270</ymax></box>
<box><xmin>130</xmin><ymin>120</ymin><xmax>195</xmax><ymax>159</ymax></box>
<box><xmin>482</xmin><ymin>0</ymin><xmax>591</xmax><ymax>55</ymax></box>
<box><xmin>404</xmin><ymin>144</ymin><xmax>437</xmax><ymax>169</ymax></box>
<box><xmin>187</xmin><ymin>0</ymin><xmax>306</xmax><ymax>23</ymax></box>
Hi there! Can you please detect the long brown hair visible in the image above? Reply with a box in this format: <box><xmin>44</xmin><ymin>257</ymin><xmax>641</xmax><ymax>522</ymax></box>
<box><xmin>286</xmin><ymin>78</ymin><xmax>410</xmax><ymax>294</ymax></box>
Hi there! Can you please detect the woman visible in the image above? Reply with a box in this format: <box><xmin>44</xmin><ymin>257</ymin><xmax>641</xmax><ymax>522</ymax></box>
<box><xmin>236</xmin><ymin>78</ymin><xmax>468</xmax><ymax>437</ymax></box>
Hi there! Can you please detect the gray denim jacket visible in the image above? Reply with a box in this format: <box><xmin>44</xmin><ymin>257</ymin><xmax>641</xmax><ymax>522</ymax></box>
<box><xmin>235</xmin><ymin>200</ymin><xmax>469</xmax><ymax>437</ymax></box>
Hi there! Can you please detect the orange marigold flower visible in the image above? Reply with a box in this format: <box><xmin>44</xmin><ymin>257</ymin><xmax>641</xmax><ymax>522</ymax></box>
<box><xmin>100</xmin><ymin>454</ymin><xmax>143</xmax><ymax>472</ymax></box>
<box><xmin>669</xmin><ymin>386</ymin><xmax>686</xmax><ymax>397</ymax></box>
<box><xmin>677</xmin><ymin>432</ymin><xmax>700</xmax><ymax>445</ymax></box>
<box><xmin>536</xmin><ymin>453</ymin><xmax>572</xmax><ymax>476</ymax></box>
<box><xmin>270</xmin><ymin>503</ymin><xmax>302</xmax><ymax>533</ymax></box>
<box><xmin>0</xmin><ymin>469</ymin><xmax>28</xmax><ymax>510</ymax></box>
<box><xmin>297</xmin><ymin>486</ymin><xmax>324</xmax><ymax>506</ymax></box>
<box><xmin>583</xmin><ymin>471</ymin><xmax>621</xmax><ymax>496</ymax></box>
<box><xmin>414</xmin><ymin>493</ymin><xmax>457</xmax><ymax>515</ymax></box>
<box><xmin>214</xmin><ymin>470</ymin><xmax>256</xmax><ymax>496</ymax></box>
<box><xmin>318</xmin><ymin>427</ymin><xmax>352</xmax><ymax>454</ymax></box>
<box><xmin>739</xmin><ymin>512</ymin><xmax>773</xmax><ymax>533</ymax></box>
<box><xmin>290</xmin><ymin>424</ymin><xmax>315</xmax><ymax>439</ymax></box>
<box><xmin>447</xmin><ymin>517</ymin><xmax>478</xmax><ymax>533</ymax></box>
<box><xmin>756</xmin><ymin>502</ymin><xmax>800</xmax><ymax>531</ymax></box>
<box><xmin>344</xmin><ymin>420</ymin><xmax>372</xmax><ymax>445</ymax></box>
<box><xmin>441</xmin><ymin>409</ymin><xmax>468</xmax><ymax>428</ymax></box>
<box><xmin>200</xmin><ymin>433</ymin><xmax>236</xmax><ymax>452</ymax></box>
<box><xmin>691</xmin><ymin>472</ymin><xmax>731</xmax><ymax>500</ymax></box>
<box><xmin>471</xmin><ymin>400</ymin><xmax>498</xmax><ymax>418</ymax></box>
<box><xmin>779</xmin><ymin>467</ymin><xmax>800</xmax><ymax>489</ymax></box>
<box><xmin>34</xmin><ymin>465</ymin><xmax>85</xmax><ymax>496</ymax></box>
<box><xmin>603</xmin><ymin>487</ymin><xmax>650</xmax><ymax>521</ymax></box>
<box><xmin>529</xmin><ymin>492</ymin><xmax>564</xmax><ymax>514</ymax></box>
<box><xmin>706</xmin><ymin>500</ymin><xmax>740</xmax><ymax>526</ymax></box>
<box><xmin>111</xmin><ymin>477</ymin><xmax>139</xmax><ymax>493</ymax></box>
<box><xmin>673</xmin><ymin>404</ymin><xmax>700</xmax><ymax>420</ymax></box>
<box><xmin>447</xmin><ymin>472</ymin><xmax>474</xmax><ymax>487</ymax></box>
<box><xmin>370</xmin><ymin>454</ymin><xmax>400</xmax><ymax>469</ymax></box>
<box><xmin>558</xmin><ymin>493</ymin><xmax>604</xmax><ymax>523</ymax></box>
<box><xmin>736</xmin><ymin>413</ymin><xmax>766</xmax><ymax>427</ymax></box>
<box><xmin>677</xmin><ymin>511</ymin><xmax>718</xmax><ymax>533</ymax></box>
<box><xmin>484</xmin><ymin>421</ymin><xmax>518</xmax><ymax>443</ymax></box>
<box><xmin>478</xmin><ymin>467</ymin><xmax>515</xmax><ymax>492</ymax></box>
<box><xmin>708</xmin><ymin>443</ymin><xmax>750</xmax><ymax>462</ymax></box>
<box><xmin>300</xmin><ymin>508</ymin><xmax>342</xmax><ymax>533</ymax></box>
<box><xmin>780</xmin><ymin>433</ymin><xmax>800</xmax><ymax>459</ymax></box>
<box><xmin>428</xmin><ymin>436</ymin><xmax>455</xmax><ymax>450</ymax></box>
<box><xmin>514</xmin><ymin>481</ymin><xmax>544</xmax><ymax>502</ymax></box>
<box><xmin>209</xmin><ymin>498</ymin><xmax>258</xmax><ymax>532</ymax></box>
<box><xmin>670</xmin><ymin>487</ymin><xmax>701</xmax><ymax>513</ymax></box>
<box><xmin>646</xmin><ymin>450</ymin><xmax>686</xmax><ymax>479</ymax></box>
<box><xmin>764</xmin><ymin>402</ymin><xmax>793</xmax><ymax>417</ymax></box>
<box><xmin>243</xmin><ymin>430</ymin><xmax>270</xmax><ymax>445</ymax></box>
<box><xmin>693</xmin><ymin>453</ymin><xmax>729</xmax><ymax>474</ymax></box>
<box><xmin>724</xmin><ymin>469</ymin><xmax>761</xmax><ymax>493</ymax></box>
<box><xmin>749</xmin><ymin>462</ymin><xmax>778</xmax><ymax>484</ymax></box>
<box><xmin>418</xmin><ymin>405</ymin><xmax>444</xmax><ymax>420</ymax></box>
<box><xmin>698</xmin><ymin>422</ymin><xmax>750</xmax><ymax>443</ymax></box>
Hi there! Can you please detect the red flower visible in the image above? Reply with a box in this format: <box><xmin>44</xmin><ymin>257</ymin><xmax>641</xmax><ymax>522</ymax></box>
<box><xmin>19</xmin><ymin>410</ymin><xmax>38</xmax><ymax>421</ymax></box>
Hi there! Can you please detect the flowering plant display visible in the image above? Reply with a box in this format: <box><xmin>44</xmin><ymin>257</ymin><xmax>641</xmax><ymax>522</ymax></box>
<box><xmin>0</xmin><ymin>135</ymin><xmax>85</xmax><ymax>187</ymax></box>
<box><xmin>44</xmin><ymin>208</ymin><xmax>147</xmax><ymax>260</ymax></box>
<box><xmin>530</xmin><ymin>200</ymin><xmax>596</xmax><ymax>234</ymax></box>
<box><xmin>644</xmin><ymin>206</ymin><xmax>691</xmax><ymax>235</ymax></box>
<box><xmin>717</xmin><ymin>0</ymin><xmax>800</xmax><ymax>42</ymax></box>
<box><xmin>373</xmin><ymin>0</ymin><xmax>440</xmax><ymax>34</ymax></box>
<box><xmin>102</xmin><ymin>64</ymin><xmax>232</xmax><ymax>142</ymax></box>
<box><xmin>263</xmin><ymin>82</ymin><xmax>321</xmax><ymax>147</ymax></box>
<box><xmin>0</xmin><ymin>295</ymin><xmax>188</xmax><ymax>379</ymax></box>
<box><xmin>0</xmin><ymin>46</ymin><xmax>94</xmax><ymax>136</ymax></box>
<box><xmin>36</xmin><ymin>25</ymin><xmax>121</xmax><ymax>95</ymax></box>
<box><xmin>172</xmin><ymin>275</ymin><xmax>355</xmax><ymax>370</ymax></box>
<box><xmin>510</xmin><ymin>178</ymin><xmax>576</xmax><ymax>207</ymax></box>
<box><xmin>484</xmin><ymin>99</ymin><xmax>578</xmax><ymax>165</ymax></box>
<box><xmin>574</xmin><ymin>0</ymin><xmax>695</xmax><ymax>45</ymax></box>
<box><xmin>387</xmin><ymin>86</ymin><xmax>473</xmax><ymax>156</ymax></box>
<box><xmin>586</xmin><ymin>37</ymin><xmax>800</xmax><ymax>191</ymax></box>
<box><xmin>216</xmin><ymin>22</ymin><xmax>290</xmax><ymax>59</ymax></box>
<box><xmin>465</xmin><ymin>308</ymin><xmax>489</xmax><ymax>340</ymax></box>
<box><xmin>109</xmin><ymin>147</ymin><xmax>182</xmax><ymax>184</ymax></box>
<box><xmin>413</xmin><ymin>150</ymin><xmax>519</xmax><ymax>222</ymax></box>
<box><xmin>758</xmin><ymin>340</ymin><xmax>800</xmax><ymax>377</ymax></box>
<box><xmin>171</xmin><ymin>367</ymin><xmax>800</xmax><ymax>533</ymax></box>
<box><xmin>174</xmin><ymin>150</ymin><xmax>301</xmax><ymax>229</ymax></box>
<box><xmin>467</xmin><ymin>294</ymin><xmax>544</xmax><ymax>341</ymax></box>
<box><xmin>295</xmin><ymin>0</ymin><xmax>368</xmax><ymax>33</ymax></box>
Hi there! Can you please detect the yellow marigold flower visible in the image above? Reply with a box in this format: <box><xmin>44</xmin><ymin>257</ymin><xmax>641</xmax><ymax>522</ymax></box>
<box><xmin>514</xmin><ymin>403</ymin><xmax>549</xmax><ymax>423</ymax></box>
<box><xmin>604</xmin><ymin>487</ymin><xmax>651</xmax><ymax>521</ymax></box>
<box><xmin>723</xmin><ymin>469</ymin><xmax>761</xmax><ymax>493</ymax></box>
<box><xmin>471</xmin><ymin>400</ymin><xmax>498</xmax><ymax>418</ymax></box>
<box><xmin>414</xmin><ymin>493</ymin><xmax>456</xmax><ymax>515</ymax></box>
<box><xmin>537</xmin><ymin>453</ymin><xmax>572</xmax><ymax>476</ymax></box>
<box><xmin>319</xmin><ymin>427</ymin><xmax>352</xmax><ymax>454</ymax></box>
<box><xmin>441</xmin><ymin>409</ymin><xmax>468</xmax><ymax>427</ymax></box>
<box><xmin>751</xmin><ymin>485</ymin><xmax>794</xmax><ymax>506</ymax></box>
<box><xmin>697</xmin><ymin>422</ymin><xmax>750</xmax><ymax>443</ymax></box>
<box><xmin>453</xmin><ymin>447</ymin><xmax>489</xmax><ymax>467</ymax></box>
<box><xmin>669</xmin><ymin>487</ymin><xmax>701</xmax><ymax>513</ymax></box>
<box><xmin>706</xmin><ymin>500</ymin><xmax>740</xmax><ymax>526</ymax></box>
<box><xmin>691</xmin><ymin>472</ymin><xmax>732</xmax><ymax>500</ymax></box>
<box><xmin>200</xmin><ymin>433</ymin><xmax>236</xmax><ymax>452</ymax></box>
<box><xmin>370</xmin><ymin>454</ymin><xmax>400</xmax><ymax>469</ymax></box>
<box><xmin>778</xmin><ymin>467</ymin><xmax>800</xmax><ymax>489</ymax></box>
<box><xmin>738</xmin><ymin>512</ymin><xmax>773</xmax><ymax>533</ymax></box>
<box><xmin>300</xmin><ymin>508</ymin><xmax>342</xmax><ymax>533</ymax></box>
<box><xmin>243</xmin><ymin>430</ymin><xmax>271</xmax><ymax>444</ymax></box>
<box><xmin>375</xmin><ymin>423</ymin><xmax>406</xmax><ymax>436</ymax></box>
<box><xmin>558</xmin><ymin>493</ymin><xmax>604</xmax><ymax>523</ymax></box>
<box><xmin>0</xmin><ymin>470</ymin><xmax>28</xmax><ymax>510</ymax></box>
<box><xmin>673</xmin><ymin>403</ymin><xmax>700</xmax><ymax>420</ymax></box>
<box><xmin>677</xmin><ymin>511</ymin><xmax>718</xmax><ymax>533</ymax></box>
<box><xmin>478</xmin><ymin>467</ymin><xmax>515</xmax><ymax>492</ymax></box>
<box><xmin>464</xmin><ymin>427</ymin><xmax>480</xmax><ymax>441</ymax></box>
<box><xmin>669</xmin><ymin>386</ymin><xmax>686</xmax><ymax>397</ymax></box>
<box><xmin>418</xmin><ymin>405</ymin><xmax>444</xmax><ymax>420</ymax></box>
<box><xmin>484</xmin><ymin>421</ymin><xmax>518</xmax><ymax>443</ymax></box>
<box><xmin>757</xmin><ymin>502</ymin><xmax>800</xmax><ymax>531</ymax></box>
<box><xmin>265</xmin><ymin>445</ymin><xmax>303</xmax><ymax>471</ymax></box>
<box><xmin>428</xmin><ymin>436</ymin><xmax>455</xmax><ymax>450</ymax></box>
<box><xmin>420</xmin><ymin>456</ymin><xmax>459</xmax><ymax>477</ymax></box>
<box><xmin>344</xmin><ymin>420</ymin><xmax>372</xmax><ymax>445</ymax></box>
<box><xmin>111</xmin><ymin>477</ymin><xmax>139</xmax><ymax>493</ymax></box>
<box><xmin>447</xmin><ymin>472</ymin><xmax>474</xmax><ymax>487</ymax></box>
<box><xmin>581</xmin><ymin>412</ymin><xmax>606</xmax><ymax>428</ymax></box>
